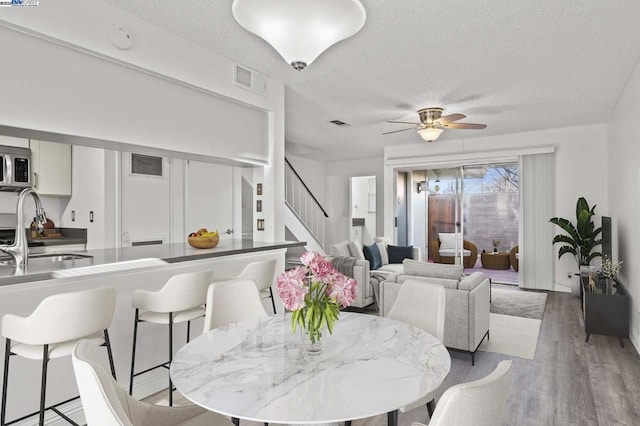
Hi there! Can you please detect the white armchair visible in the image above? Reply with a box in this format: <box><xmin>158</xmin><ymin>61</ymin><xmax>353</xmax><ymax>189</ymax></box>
<box><xmin>380</xmin><ymin>260</ymin><xmax>490</xmax><ymax>365</ymax></box>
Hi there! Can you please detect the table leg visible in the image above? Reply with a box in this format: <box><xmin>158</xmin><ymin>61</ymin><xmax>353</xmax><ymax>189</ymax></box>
<box><xmin>585</xmin><ymin>333</ymin><xmax>590</xmax><ymax>343</ymax></box>
<box><xmin>618</xmin><ymin>338</ymin><xmax>624</xmax><ymax>348</ymax></box>
<box><xmin>387</xmin><ymin>410</ymin><xmax>398</xmax><ymax>426</ymax></box>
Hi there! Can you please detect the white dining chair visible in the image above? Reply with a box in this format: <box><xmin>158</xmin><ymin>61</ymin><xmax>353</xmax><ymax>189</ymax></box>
<box><xmin>73</xmin><ymin>340</ymin><xmax>233</xmax><ymax>426</ymax></box>
<box><xmin>387</xmin><ymin>279</ymin><xmax>446</xmax><ymax>419</ymax></box>
<box><xmin>202</xmin><ymin>279</ymin><xmax>269</xmax><ymax>333</ymax></box>
<box><xmin>129</xmin><ymin>270</ymin><xmax>214</xmax><ymax>406</ymax></box>
<box><xmin>212</xmin><ymin>260</ymin><xmax>277</xmax><ymax>314</ymax></box>
<box><xmin>413</xmin><ymin>360</ymin><xmax>513</xmax><ymax>426</ymax></box>
<box><xmin>1</xmin><ymin>287</ymin><xmax>116</xmax><ymax>426</ymax></box>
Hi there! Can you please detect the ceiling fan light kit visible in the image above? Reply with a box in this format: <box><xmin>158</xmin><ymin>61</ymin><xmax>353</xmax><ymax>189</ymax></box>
<box><xmin>417</xmin><ymin>127</ymin><xmax>444</xmax><ymax>142</ymax></box>
<box><xmin>383</xmin><ymin>107</ymin><xmax>487</xmax><ymax>142</ymax></box>
<box><xmin>232</xmin><ymin>0</ymin><xmax>366</xmax><ymax>70</ymax></box>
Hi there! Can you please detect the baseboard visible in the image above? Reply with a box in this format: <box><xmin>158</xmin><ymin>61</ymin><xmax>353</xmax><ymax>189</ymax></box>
<box><xmin>630</xmin><ymin>331</ymin><xmax>640</xmax><ymax>356</ymax></box>
<box><xmin>13</xmin><ymin>369</ymin><xmax>169</xmax><ymax>426</ymax></box>
<box><xmin>553</xmin><ymin>282</ymin><xmax>572</xmax><ymax>293</ymax></box>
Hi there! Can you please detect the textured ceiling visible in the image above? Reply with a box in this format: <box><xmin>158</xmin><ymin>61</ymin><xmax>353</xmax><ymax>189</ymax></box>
<box><xmin>102</xmin><ymin>0</ymin><xmax>640</xmax><ymax>161</ymax></box>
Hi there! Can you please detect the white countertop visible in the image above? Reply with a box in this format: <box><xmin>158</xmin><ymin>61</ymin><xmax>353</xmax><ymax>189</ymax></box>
<box><xmin>0</xmin><ymin>239</ymin><xmax>305</xmax><ymax>286</ymax></box>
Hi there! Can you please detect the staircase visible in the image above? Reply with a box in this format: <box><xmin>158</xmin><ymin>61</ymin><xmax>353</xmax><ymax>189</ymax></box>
<box><xmin>284</xmin><ymin>159</ymin><xmax>328</xmax><ymax>265</ymax></box>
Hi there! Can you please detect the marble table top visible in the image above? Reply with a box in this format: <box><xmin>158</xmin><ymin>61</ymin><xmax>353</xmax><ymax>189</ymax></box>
<box><xmin>170</xmin><ymin>312</ymin><xmax>451</xmax><ymax>424</ymax></box>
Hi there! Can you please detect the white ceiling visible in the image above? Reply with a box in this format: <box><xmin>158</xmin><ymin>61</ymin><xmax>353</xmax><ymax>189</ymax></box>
<box><xmin>102</xmin><ymin>0</ymin><xmax>640</xmax><ymax>161</ymax></box>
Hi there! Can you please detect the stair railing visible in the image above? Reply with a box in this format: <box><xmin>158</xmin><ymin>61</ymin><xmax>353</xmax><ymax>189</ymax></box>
<box><xmin>284</xmin><ymin>158</ymin><xmax>328</xmax><ymax>248</ymax></box>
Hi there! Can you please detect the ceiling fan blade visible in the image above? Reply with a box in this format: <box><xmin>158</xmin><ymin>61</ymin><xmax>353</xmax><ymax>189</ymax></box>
<box><xmin>437</xmin><ymin>113</ymin><xmax>466</xmax><ymax>125</ymax></box>
<box><xmin>387</xmin><ymin>120</ymin><xmax>420</xmax><ymax>125</ymax></box>
<box><xmin>382</xmin><ymin>127</ymin><xmax>417</xmax><ymax>135</ymax></box>
<box><xmin>443</xmin><ymin>122</ymin><xmax>487</xmax><ymax>129</ymax></box>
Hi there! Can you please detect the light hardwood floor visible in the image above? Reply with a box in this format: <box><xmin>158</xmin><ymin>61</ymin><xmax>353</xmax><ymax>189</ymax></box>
<box><xmin>152</xmin><ymin>291</ymin><xmax>640</xmax><ymax>426</ymax></box>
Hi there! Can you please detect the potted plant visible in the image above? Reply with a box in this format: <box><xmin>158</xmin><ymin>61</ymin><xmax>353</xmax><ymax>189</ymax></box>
<box><xmin>549</xmin><ymin>197</ymin><xmax>602</xmax><ymax>269</ymax></box>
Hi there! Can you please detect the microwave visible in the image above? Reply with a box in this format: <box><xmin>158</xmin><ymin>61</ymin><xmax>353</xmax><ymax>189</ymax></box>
<box><xmin>0</xmin><ymin>146</ymin><xmax>31</xmax><ymax>192</ymax></box>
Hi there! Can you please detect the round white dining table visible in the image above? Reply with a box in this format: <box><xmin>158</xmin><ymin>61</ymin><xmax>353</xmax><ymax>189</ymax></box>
<box><xmin>170</xmin><ymin>312</ymin><xmax>451</xmax><ymax>425</ymax></box>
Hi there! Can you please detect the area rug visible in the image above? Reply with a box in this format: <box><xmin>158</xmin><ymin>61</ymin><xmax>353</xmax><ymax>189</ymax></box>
<box><xmin>479</xmin><ymin>288</ymin><xmax>547</xmax><ymax>359</ymax></box>
<box><xmin>490</xmin><ymin>287</ymin><xmax>547</xmax><ymax>319</ymax></box>
<box><xmin>479</xmin><ymin>313</ymin><xmax>542</xmax><ymax>360</ymax></box>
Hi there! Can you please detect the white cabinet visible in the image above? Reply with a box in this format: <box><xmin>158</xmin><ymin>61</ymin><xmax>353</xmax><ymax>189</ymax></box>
<box><xmin>30</xmin><ymin>140</ymin><xmax>72</xmax><ymax>196</ymax></box>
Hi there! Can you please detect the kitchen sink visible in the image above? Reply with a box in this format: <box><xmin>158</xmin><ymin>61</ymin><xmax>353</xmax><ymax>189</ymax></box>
<box><xmin>0</xmin><ymin>252</ymin><xmax>94</xmax><ymax>266</ymax></box>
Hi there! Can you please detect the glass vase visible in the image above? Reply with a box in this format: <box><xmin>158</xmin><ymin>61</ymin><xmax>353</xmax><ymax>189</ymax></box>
<box><xmin>606</xmin><ymin>278</ymin><xmax>614</xmax><ymax>294</ymax></box>
<box><xmin>301</xmin><ymin>327</ymin><xmax>323</xmax><ymax>355</ymax></box>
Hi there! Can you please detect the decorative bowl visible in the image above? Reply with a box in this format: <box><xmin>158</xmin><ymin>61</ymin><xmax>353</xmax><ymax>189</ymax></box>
<box><xmin>187</xmin><ymin>235</ymin><xmax>219</xmax><ymax>249</ymax></box>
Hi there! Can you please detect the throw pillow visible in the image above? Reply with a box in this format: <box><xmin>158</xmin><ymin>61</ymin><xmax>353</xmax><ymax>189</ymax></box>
<box><xmin>438</xmin><ymin>232</ymin><xmax>462</xmax><ymax>250</ymax></box>
<box><xmin>348</xmin><ymin>240</ymin><xmax>366</xmax><ymax>261</ymax></box>
<box><xmin>374</xmin><ymin>236</ymin><xmax>393</xmax><ymax>245</ymax></box>
<box><xmin>376</xmin><ymin>242</ymin><xmax>389</xmax><ymax>265</ymax></box>
<box><xmin>388</xmin><ymin>245</ymin><xmax>414</xmax><ymax>264</ymax></box>
<box><xmin>363</xmin><ymin>243</ymin><xmax>382</xmax><ymax>270</ymax></box>
<box><xmin>331</xmin><ymin>241</ymin><xmax>351</xmax><ymax>257</ymax></box>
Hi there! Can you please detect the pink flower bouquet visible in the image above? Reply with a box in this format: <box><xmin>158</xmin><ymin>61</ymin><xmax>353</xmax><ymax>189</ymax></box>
<box><xmin>276</xmin><ymin>251</ymin><xmax>358</xmax><ymax>345</ymax></box>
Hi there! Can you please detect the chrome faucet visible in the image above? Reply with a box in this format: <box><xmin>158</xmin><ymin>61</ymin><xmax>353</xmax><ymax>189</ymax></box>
<box><xmin>0</xmin><ymin>188</ymin><xmax>46</xmax><ymax>266</ymax></box>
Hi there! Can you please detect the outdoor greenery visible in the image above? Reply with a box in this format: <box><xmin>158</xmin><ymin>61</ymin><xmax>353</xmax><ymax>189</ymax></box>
<box><xmin>549</xmin><ymin>197</ymin><xmax>602</xmax><ymax>268</ymax></box>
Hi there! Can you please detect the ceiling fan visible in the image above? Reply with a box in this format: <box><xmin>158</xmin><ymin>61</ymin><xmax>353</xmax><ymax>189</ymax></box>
<box><xmin>383</xmin><ymin>107</ymin><xmax>487</xmax><ymax>142</ymax></box>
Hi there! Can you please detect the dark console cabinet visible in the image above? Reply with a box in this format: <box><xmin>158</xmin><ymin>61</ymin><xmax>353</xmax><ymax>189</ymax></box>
<box><xmin>581</xmin><ymin>276</ymin><xmax>629</xmax><ymax>347</ymax></box>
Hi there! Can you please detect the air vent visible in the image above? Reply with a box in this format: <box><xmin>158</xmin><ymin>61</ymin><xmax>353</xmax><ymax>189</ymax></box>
<box><xmin>234</xmin><ymin>64</ymin><xmax>267</xmax><ymax>95</ymax></box>
<box><xmin>131</xmin><ymin>153</ymin><xmax>163</xmax><ymax>176</ymax></box>
<box><xmin>330</xmin><ymin>120</ymin><xmax>348</xmax><ymax>126</ymax></box>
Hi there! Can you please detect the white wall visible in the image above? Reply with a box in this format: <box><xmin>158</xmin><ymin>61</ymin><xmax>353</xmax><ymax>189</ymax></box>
<box><xmin>0</xmin><ymin>0</ymin><xmax>286</xmax><ymax>243</ymax></box>
<box><xmin>385</xmin><ymin>124</ymin><xmax>609</xmax><ymax>293</ymax></box>
<box><xmin>285</xmin><ymin>154</ymin><xmax>328</xmax><ymax>209</ymax></box>
<box><xmin>608</xmin><ymin>58</ymin><xmax>640</xmax><ymax>351</ymax></box>
<box><xmin>326</xmin><ymin>157</ymin><xmax>384</xmax><ymax>247</ymax></box>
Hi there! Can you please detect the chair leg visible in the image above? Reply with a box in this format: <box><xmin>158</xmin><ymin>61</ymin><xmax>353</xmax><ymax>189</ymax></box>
<box><xmin>269</xmin><ymin>288</ymin><xmax>277</xmax><ymax>314</ymax></box>
<box><xmin>232</xmin><ymin>417</ymin><xmax>239</xmax><ymax>426</ymax></box>
<box><xmin>1</xmin><ymin>339</ymin><xmax>11</xmax><ymax>426</ymax></box>
<box><xmin>39</xmin><ymin>345</ymin><xmax>49</xmax><ymax>426</ymax></box>
<box><xmin>103</xmin><ymin>329</ymin><xmax>117</xmax><ymax>380</ymax></box>
<box><xmin>169</xmin><ymin>312</ymin><xmax>173</xmax><ymax>407</ymax></box>
<box><xmin>471</xmin><ymin>351</ymin><xmax>475</xmax><ymax>366</ymax></box>
<box><xmin>186</xmin><ymin>320</ymin><xmax>191</xmax><ymax>344</ymax></box>
<box><xmin>129</xmin><ymin>309</ymin><xmax>139</xmax><ymax>395</ymax></box>
<box><xmin>426</xmin><ymin>399</ymin><xmax>435</xmax><ymax>417</ymax></box>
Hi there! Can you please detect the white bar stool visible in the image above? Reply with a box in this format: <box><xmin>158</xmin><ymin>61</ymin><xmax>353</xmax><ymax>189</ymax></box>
<box><xmin>1</xmin><ymin>287</ymin><xmax>116</xmax><ymax>426</ymax></box>
<box><xmin>213</xmin><ymin>260</ymin><xmax>277</xmax><ymax>314</ymax></box>
<box><xmin>128</xmin><ymin>270</ymin><xmax>214</xmax><ymax>407</ymax></box>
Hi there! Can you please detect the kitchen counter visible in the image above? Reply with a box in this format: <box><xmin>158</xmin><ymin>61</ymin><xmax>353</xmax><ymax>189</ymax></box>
<box><xmin>0</xmin><ymin>239</ymin><xmax>305</xmax><ymax>286</ymax></box>
<box><xmin>0</xmin><ymin>238</ymin><xmax>302</xmax><ymax>421</ymax></box>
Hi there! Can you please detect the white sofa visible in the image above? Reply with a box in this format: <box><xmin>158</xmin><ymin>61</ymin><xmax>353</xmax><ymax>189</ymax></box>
<box><xmin>380</xmin><ymin>259</ymin><xmax>490</xmax><ymax>364</ymax></box>
<box><xmin>329</xmin><ymin>239</ymin><xmax>421</xmax><ymax>275</ymax></box>
<box><xmin>329</xmin><ymin>256</ymin><xmax>373</xmax><ymax>308</ymax></box>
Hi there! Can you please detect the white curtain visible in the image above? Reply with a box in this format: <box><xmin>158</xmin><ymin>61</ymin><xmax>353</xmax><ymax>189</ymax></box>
<box><xmin>520</xmin><ymin>153</ymin><xmax>555</xmax><ymax>290</ymax></box>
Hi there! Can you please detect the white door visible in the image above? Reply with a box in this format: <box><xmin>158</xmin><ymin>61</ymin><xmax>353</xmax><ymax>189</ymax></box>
<box><xmin>121</xmin><ymin>152</ymin><xmax>171</xmax><ymax>246</ymax></box>
<box><xmin>186</xmin><ymin>161</ymin><xmax>233</xmax><ymax>238</ymax></box>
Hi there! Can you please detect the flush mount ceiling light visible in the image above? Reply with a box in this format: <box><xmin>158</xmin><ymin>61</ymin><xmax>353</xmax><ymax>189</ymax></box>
<box><xmin>417</xmin><ymin>127</ymin><xmax>444</xmax><ymax>142</ymax></box>
<box><xmin>232</xmin><ymin>0</ymin><xmax>366</xmax><ymax>71</ymax></box>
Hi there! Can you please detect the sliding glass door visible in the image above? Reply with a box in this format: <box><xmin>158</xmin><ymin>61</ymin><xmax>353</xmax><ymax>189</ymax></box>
<box><xmin>411</xmin><ymin>161</ymin><xmax>520</xmax><ymax>284</ymax></box>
